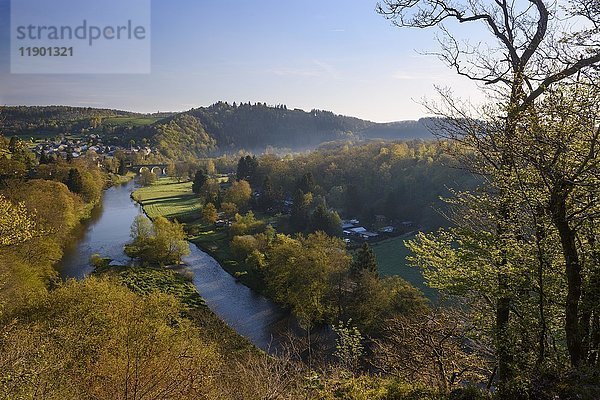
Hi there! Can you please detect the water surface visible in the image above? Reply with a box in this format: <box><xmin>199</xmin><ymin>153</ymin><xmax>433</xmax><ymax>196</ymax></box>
<box><xmin>57</xmin><ymin>181</ymin><xmax>287</xmax><ymax>351</ymax></box>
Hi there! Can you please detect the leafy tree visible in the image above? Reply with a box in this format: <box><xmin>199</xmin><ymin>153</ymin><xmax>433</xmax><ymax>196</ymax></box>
<box><xmin>265</xmin><ymin>232</ymin><xmax>351</xmax><ymax>328</ymax></box>
<box><xmin>138</xmin><ymin>169</ymin><xmax>156</xmax><ymax>187</ymax></box>
<box><xmin>0</xmin><ymin>278</ymin><xmax>222</xmax><ymax>399</ymax></box>
<box><xmin>205</xmin><ymin>159</ymin><xmax>216</xmax><ymax>175</ymax></box>
<box><xmin>290</xmin><ymin>189</ymin><xmax>313</xmax><ymax>231</ymax></box>
<box><xmin>117</xmin><ymin>158</ymin><xmax>127</xmax><ymax>176</ymax></box>
<box><xmin>125</xmin><ymin>215</ymin><xmax>155</xmax><ymax>262</ymax></box>
<box><xmin>224</xmin><ymin>179</ymin><xmax>252</xmax><ymax>208</ymax></box>
<box><xmin>378</xmin><ymin>0</ymin><xmax>600</xmax><ymax>389</ymax></box>
<box><xmin>202</xmin><ymin>203</ymin><xmax>218</xmax><ymax>225</ymax></box>
<box><xmin>153</xmin><ymin>217</ymin><xmax>190</xmax><ymax>265</ymax></box>
<box><xmin>236</xmin><ymin>155</ymin><xmax>258</xmax><ymax>182</ymax></box>
<box><xmin>173</xmin><ymin>162</ymin><xmax>187</xmax><ymax>182</ymax></box>
<box><xmin>333</xmin><ymin>320</ymin><xmax>364</xmax><ymax>373</ymax></box>
<box><xmin>153</xmin><ymin>114</ymin><xmax>216</xmax><ymax>160</ymax></box>
<box><xmin>66</xmin><ymin>168</ymin><xmax>84</xmax><ymax>194</ymax></box>
<box><xmin>258</xmin><ymin>175</ymin><xmax>276</xmax><ymax>210</ymax></box>
<box><xmin>130</xmin><ymin>214</ymin><xmax>154</xmax><ymax>242</ymax></box>
<box><xmin>126</xmin><ymin>216</ymin><xmax>189</xmax><ymax>266</ymax></box>
<box><xmin>297</xmin><ymin>172</ymin><xmax>316</xmax><ymax>194</ymax></box>
<box><xmin>351</xmin><ymin>243</ymin><xmax>378</xmax><ymax>278</ymax></box>
<box><xmin>230</xmin><ymin>212</ymin><xmax>266</xmax><ymax>237</ymax></box>
<box><xmin>192</xmin><ymin>169</ymin><xmax>208</xmax><ymax>194</ymax></box>
<box><xmin>220</xmin><ymin>202</ymin><xmax>238</xmax><ymax>220</ymax></box>
<box><xmin>231</xmin><ymin>235</ymin><xmax>260</xmax><ymax>261</ymax></box>
<box><xmin>0</xmin><ymin>195</ymin><xmax>39</xmax><ymax>246</ymax></box>
<box><xmin>199</xmin><ymin>178</ymin><xmax>221</xmax><ymax>205</ymax></box>
<box><xmin>165</xmin><ymin>161</ymin><xmax>176</xmax><ymax>178</ymax></box>
<box><xmin>309</xmin><ymin>200</ymin><xmax>342</xmax><ymax>237</ymax></box>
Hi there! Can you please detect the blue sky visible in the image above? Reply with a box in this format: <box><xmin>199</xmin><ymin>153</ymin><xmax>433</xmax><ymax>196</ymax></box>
<box><xmin>0</xmin><ymin>0</ymin><xmax>484</xmax><ymax>122</ymax></box>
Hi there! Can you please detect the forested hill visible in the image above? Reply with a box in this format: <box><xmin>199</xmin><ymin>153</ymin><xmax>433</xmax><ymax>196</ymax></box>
<box><xmin>182</xmin><ymin>102</ymin><xmax>371</xmax><ymax>151</ymax></box>
<box><xmin>0</xmin><ymin>106</ymin><xmax>137</xmax><ymax>136</ymax></box>
<box><xmin>175</xmin><ymin>102</ymin><xmax>434</xmax><ymax>151</ymax></box>
<box><xmin>0</xmin><ymin>103</ymin><xmax>435</xmax><ymax>158</ymax></box>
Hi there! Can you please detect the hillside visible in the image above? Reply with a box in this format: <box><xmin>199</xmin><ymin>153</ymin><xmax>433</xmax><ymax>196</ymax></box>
<box><xmin>0</xmin><ymin>106</ymin><xmax>139</xmax><ymax>137</ymax></box>
<box><xmin>0</xmin><ymin>103</ymin><xmax>434</xmax><ymax>158</ymax></box>
<box><xmin>176</xmin><ymin>102</ymin><xmax>434</xmax><ymax>152</ymax></box>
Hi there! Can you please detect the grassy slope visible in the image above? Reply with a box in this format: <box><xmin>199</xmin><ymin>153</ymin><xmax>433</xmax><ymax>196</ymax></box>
<box><xmin>370</xmin><ymin>235</ymin><xmax>437</xmax><ymax>301</ymax></box>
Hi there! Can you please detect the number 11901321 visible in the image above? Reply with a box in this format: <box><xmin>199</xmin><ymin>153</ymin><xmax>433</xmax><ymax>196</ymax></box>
<box><xmin>19</xmin><ymin>47</ymin><xmax>74</xmax><ymax>57</ymax></box>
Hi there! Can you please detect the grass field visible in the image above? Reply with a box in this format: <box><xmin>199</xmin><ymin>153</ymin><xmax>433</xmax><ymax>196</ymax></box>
<box><xmin>132</xmin><ymin>179</ymin><xmax>201</xmax><ymax>222</ymax></box>
<box><xmin>102</xmin><ymin>116</ymin><xmax>162</xmax><ymax>127</ymax></box>
<box><xmin>370</xmin><ymin>234</ymin><xmax>437</xmax><ymax>301</ymax></box>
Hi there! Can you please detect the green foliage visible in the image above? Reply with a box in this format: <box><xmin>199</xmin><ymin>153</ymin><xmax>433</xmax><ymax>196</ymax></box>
<box><xmin>319</xmin><ymin>376</ymin><xmax>445</xmax><ymax>400</ymax></box>
<box><xmin>186</xmin><ymin>101</ymin><xmax>409</xmax><ymax>151</ymax></box>
<box><xmin>230</xmin><ymin>211</ymin><xmax>266</xmax><ymax>237</ymax></box>
<box><xmin>192</xmin><ymin>169</ymin><xmax>208</xmax><ymax>194</ymax></box>
<box><xmin>264</xmin><ymin>232</ymin><xmax>351</xmax><ymax>328</ymax></box>
<box><xmin>66</xmin><ymin>168</ymin><xmax>84</xmax><ymax>194</ymax></box>
<box><xmin>0</xmin><ymin>278</ymin><xmax>222</xmax><ymax>399</ymax></box>
<box><xmin>199</xmin><ymin>178</ymin><xmax>221</xmax><ymax>205</ymax></box>
<box><xmin>224</xmin><ymin>179</ymin><xmax>252</xmax><ymax>208</ymax></box>
<box><xmin>153</xmin><ymin>113</ymin><xmax>216</xmax><ymax>160</ymax></box>
<box><xmin>202</xmin><ymin>202</ymin><xmax>218</xmax><ymax>224</ymax></box>
<box><xmin>256</xmin><ymin>140</ymin><xmax>476</xmax><ymax>230</ymax></box>
<box><xmin>258</xmin><ymin>175</ymin><xmax>277</xmax><ymax>210</ymax></box>
<box><xmin>236</xmin><ymin>155</ymin><xmax>258</xmax><ymax>182</ymax></box>
<box><xmin>220</xmin><ymin>202</ymin><xmax>239</xmax><ymax>219</ymax></box>
<box><xmin>125</xmin><ymin>216</ymin><xmax>190</xmax><ymax>266</ymax></box>
<box><xmin>291</xmin><ymin>189</ymin><xmax>313</xmax><ymax>231</ymax></box>
<box><xmin>0</xmin><ymin>106</ymin><xmax>128</xmax><ymax>136</ymax></box>
<box><xmin>333</xmin><ymin>320</ymin><xmax>364</xmax><ymax>372</ymax></box>
<box><xmin>351</xmin><ymin>243</ymin><xmax>378</xmax><ymax>277</ymax></box>
<box><xmin>298</xmin><ymin>171</ymin><xmax>316</xmax><ymax>194</ymax></box>
<box><xmin>231</xmin><ymin>235</ymin><xmax>260</xmax><ymax>261</ymax></box>
<box><xmin>0</xmin><ymin>195</ymin><xmax>39</xmax><ymax>246</ymax></box>
<box><xmin>138</xmin><ymin>169</ymin><xmax>157</xmax><ymax>186</ymax></box>
<box><xmin>309</xmin><ymin>199</ymin><xmax>342</xmax><ymax>237</ymax></box>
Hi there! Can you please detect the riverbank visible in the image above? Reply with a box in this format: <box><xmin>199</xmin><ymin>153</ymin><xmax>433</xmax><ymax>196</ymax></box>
<box><xmin>94</xmin><ymin>260</ymin><xmax>257</xmax><ymax>355</ymax></box>
<box><xmin>106</xmin><ymin>171</ymin><xmax>136</xmax><ymax>187</ymax></box>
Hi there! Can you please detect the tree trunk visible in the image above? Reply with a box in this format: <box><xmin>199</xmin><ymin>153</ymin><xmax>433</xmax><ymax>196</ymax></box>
<box><xmin>496</xmin><ymin>279</ymin><xmax>513</xmax><ymax>386</ymax></box>
<box><xmin>549</xmin><ymin>185</ymin><xmax>583</xmax><ymax>367</ymax></box>
<box><xmin>534</xmin><ymin>214</ymin><xmax>548</xmax><ymax>365</ymax></box>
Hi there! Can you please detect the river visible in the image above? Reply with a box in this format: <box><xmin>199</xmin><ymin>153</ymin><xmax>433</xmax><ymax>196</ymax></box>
<box><xmin>58</xmin><ymin>181</ymin><xmax>288</xmax><ymax>351</ymax></box>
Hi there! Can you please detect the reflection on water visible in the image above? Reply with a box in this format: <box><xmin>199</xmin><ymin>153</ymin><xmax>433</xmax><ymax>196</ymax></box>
<box><xmin>58</xmin><ymin>181</ymin><xmax>142</xmax><ymax>279</ymax></box>
<box><xmin>57</xmin><ymin>180</ymin><xmax>287</xmax><ymax>352</ymax></box>
<box><xmin>186</xmin><ymin>247</ymin><xmax>288</xmax><ymax>351</ymax></box>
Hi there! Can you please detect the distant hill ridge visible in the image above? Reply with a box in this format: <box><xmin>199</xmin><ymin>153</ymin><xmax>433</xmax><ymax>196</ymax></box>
<box><xmin>0</xmin><ymin>103</ymin><xmax>434</xmax><ymax>157</ymax></box>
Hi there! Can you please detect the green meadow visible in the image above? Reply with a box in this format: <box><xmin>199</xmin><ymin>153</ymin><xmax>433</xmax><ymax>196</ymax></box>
<box><xmin>370</xmin><ymin>234</ymin><xmax>437</xmax><ymax>301</ymax></box>
<box><xmin>132</xmin><ymin>179</ymin><xmax>201</xmax><ymax>222</ymax></box>
<box><xmin>102</xmin><ymin>116</ymin><xmax>162</xmax><ymax>127</ymax></box>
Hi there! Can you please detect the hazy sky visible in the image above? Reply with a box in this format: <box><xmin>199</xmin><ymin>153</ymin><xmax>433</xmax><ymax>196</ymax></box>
<box><xmin>0</xmin><ymin>0</ymin><xmax>486</xmax><ymax>122</ymax></box>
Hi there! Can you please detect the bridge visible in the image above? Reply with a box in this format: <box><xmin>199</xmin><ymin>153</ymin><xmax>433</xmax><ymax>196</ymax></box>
<box><xmin>129</xmin><ymin>164</ymin><xmax>168</xmax><ymax>176</ymax></box>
